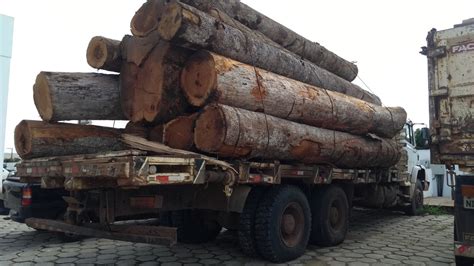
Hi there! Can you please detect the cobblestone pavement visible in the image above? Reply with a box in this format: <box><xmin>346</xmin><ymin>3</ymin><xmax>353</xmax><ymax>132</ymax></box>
<box><xmin>0</xmin><ymin>208</ymin><xmax>454</xmax><ymax>265</ymax></box>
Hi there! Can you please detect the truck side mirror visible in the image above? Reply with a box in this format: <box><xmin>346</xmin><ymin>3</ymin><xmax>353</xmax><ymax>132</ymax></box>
<box><xmin>420</xmin><ymin>127</ymin><xmax>431</xmax><ymax>148</ymax></box>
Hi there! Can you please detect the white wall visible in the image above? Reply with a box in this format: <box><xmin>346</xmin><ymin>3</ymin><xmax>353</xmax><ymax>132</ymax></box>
<box><xmin>0</xmin><ymin>15</ymin><xmax>14</xmax><ymax>166</ymax></box>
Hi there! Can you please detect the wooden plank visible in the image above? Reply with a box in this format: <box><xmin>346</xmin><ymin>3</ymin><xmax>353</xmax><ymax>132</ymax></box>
<box><xmin>25</xmin><ymin>218</ymin><xmax>177</xmax><ymax>246</ymax></box>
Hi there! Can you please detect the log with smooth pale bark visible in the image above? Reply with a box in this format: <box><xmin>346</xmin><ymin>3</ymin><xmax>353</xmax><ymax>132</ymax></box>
<box><xmin>86</xmin><ymin>36</ymin><xmax>122</xmax><ymax>72</ymax></box>
<box><xmin>131</xmin><ymin>1</ymin><xmax>379</xmax><ymax>104</ymax></box>
<box><xmin>15</xmin><ymin>120</ymin><xmax>124</xmax><ymax>159</ymax></box>
<box><xmin>194</xmin><ymin>105</ymin><xmax>400</xmax><ymax>169</ymax></box>
<box><xmin>179</xmin><ymin>0</ymin><xmax>358</xmax><ymax>81</ymax></box>
<box><xmin>33</xmin><ymin>72</ymin><xmax>125</xmax><ymax>122</ymax></box>
<box><xmin>181</xmin><ymin>51</ymin><xmax>406</xmax><ymax>138</ymax></box>
<box><xmin>163</xmin><ymin>113</ymin><xmax>198</xmax><ymax>150</ymax></box>
<box><xmin>120</xmin><ymin>38</ymin><xmax>193</xmax><ymax>123</ymax></box>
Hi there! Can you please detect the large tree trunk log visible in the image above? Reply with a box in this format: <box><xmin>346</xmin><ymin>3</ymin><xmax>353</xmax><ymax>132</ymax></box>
<box><xmin>121</xmin><ymin>32</ymin><xmax>161</xmax><ymax>67</ymax></box>
<box><xmin>120</xmin><ymin>38</ymin><xmax>193</xmax><ymax>123</ymax></box>
<box><xmin>182</xmin><ymin>51</ymin><xmax>405</xmax><ymax>138</ymax></box>
<box><xmin>124</xmin><ymin>122</ymin><xmax>150</xmax><ymax>139</ymax></box>
<box><xmin>33</xmin><ymin>72</ymin><xmax>125</xmax><ymax>121</ymax></box>
<box><xmin>86</xmin><ymin>36</ymin><xmax>122</xmax><ymax>72</ymax></box>
<box><xmin>179</xmin><ymin>0</ymin><xmax>358</xmax><ymax>82</ymax></box>
<box><xmin>163</xmin><ymin>113</ymin><xmax>198</xmax><ymax>150</ymax></box>
<box><xmin>148</xmin><ymin>124</ymin><xmax>164</xmax><ymax>143</ymax></box>
<box><xmin>15</xmin><ymin>120</ymin><xmax>124</xmax><ymax>159</ymax></box>
<box><xmin>131</xmin><ymin>1</ymin><xmax>380</xmax><ymax>105</ymax></box>
<box><xmin>194</xmin><ymin>105</ymin><xmax>400</xmax><ymax>169</ymax></box>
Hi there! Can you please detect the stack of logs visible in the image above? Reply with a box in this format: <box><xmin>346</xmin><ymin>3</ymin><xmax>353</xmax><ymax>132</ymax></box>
<box><xmin>15</xmin><ymin>0</ymin><xmax>407</xmax><ymax>170</ymax></box>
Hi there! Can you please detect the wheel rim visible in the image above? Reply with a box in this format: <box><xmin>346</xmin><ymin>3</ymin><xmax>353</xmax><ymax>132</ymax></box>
<box><xmin>329</xmin><ymin>199</ymin><xmax>345</xmax><ymax>231</ymax></box>
<box><xmin>280</xmin><ymin>202</ymin><xmax>305</xmax><ymax>248</ymax></box>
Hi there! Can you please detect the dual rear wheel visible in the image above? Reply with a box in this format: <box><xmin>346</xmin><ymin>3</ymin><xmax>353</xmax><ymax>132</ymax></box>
<box><xmin>238</xmin><ymin>185</ymin><xmax>349</xmax><ymax>262</ymax></box>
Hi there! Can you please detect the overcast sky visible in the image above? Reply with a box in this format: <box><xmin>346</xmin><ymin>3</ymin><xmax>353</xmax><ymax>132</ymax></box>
<box><xmin>1</xmin><ymin>0</ymin><xmax>474</xmax><ymax>152</ymax></box>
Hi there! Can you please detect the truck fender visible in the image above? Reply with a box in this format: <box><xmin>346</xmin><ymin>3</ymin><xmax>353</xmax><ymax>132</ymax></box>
<box><xmin>227</xmin><ymin>185</ymin><xmax>252</xmax><ymax>213</ymax></box>
<box><xmin>410</xmin><ymin>165</ymin><xmax>429</xmax><ymax>191</ymax></box>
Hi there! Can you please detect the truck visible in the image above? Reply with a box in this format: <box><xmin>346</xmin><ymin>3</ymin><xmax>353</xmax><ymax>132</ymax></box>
<box><xmin>6</xmin><ymin>122</ymin><xmax>428</xmax><ymax>263</ymax></box>
<box><xmin>421</xmin><ymin>18</ymin><xmax>474</xmax><ymax>265</ymax></box>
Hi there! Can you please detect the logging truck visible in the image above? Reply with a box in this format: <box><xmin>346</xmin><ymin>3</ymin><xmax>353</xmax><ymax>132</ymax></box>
<box><xmin>421</xmin><ymin>18</ymin><xmax>474</xmax><ymax>265</ymax></box>
<box><xmin>3</xmin><ymin>0</ymin><xmax>430</xmax><ymax>263</ymax></box>
<box><xmin>6</xmin><ymin>122</ymin><xmax>426</xmax><ymax>263</ymax></box>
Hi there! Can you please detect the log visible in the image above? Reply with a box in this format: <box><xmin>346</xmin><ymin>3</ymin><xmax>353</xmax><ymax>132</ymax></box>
<box><xmin>194</xmin><ymin>105</ymin><xmax>400</xmax><ymax>169</ymax></box>
<box><xmin>131</xmin><ymin>1</ymin><xmax>380</xmax><ymax>105</ymax></box>
<box><xmin>148</xmin><ymin>112</ymin><xmax>197</xmax><ymax>150</ymax></box>
<box><xmin>15</xmin><ymin>120</ymin><xmax>124</xmax><ymax>159</ymax></box>
<box><xmin>124</xmin><ymin>122</ymin><xmax>150</xmax><ymax>139</ymax></box>
<box><xmin>120</xmin><ymin>38</ymin><xmax>193</xmax><ymax>123</ymax></box>
<box><xmin>33</xmin><ymin>72</ymin><xmax>126</xmax><ymax>121</ymax></box>
<box><xmin>178</xmin><ymin>0</ymin><xmax>358</xmax><ymax>81</ymax></box>
<box><xmin>163</xmin><ymin>113</ymin><xmax>198</xmax><ymax>150</ymax></box>
<box><xmin>86</xmin><ymin>36</ymin><xmax>122</xmax><ymax>72</ymax></box>
<box><xmin>148</xmin><ymin>124</ymin><xmax>164</xmax><ymax>143</ymax></box>
<box><xmin>121</xmin><ymin>32</ymin><xmax>161</xmax><ymax>66</ymax></box>
<box><xmin>181</xmin><ymin>51</ymin><xmax>406</xmax><ymax>138</ymax></box>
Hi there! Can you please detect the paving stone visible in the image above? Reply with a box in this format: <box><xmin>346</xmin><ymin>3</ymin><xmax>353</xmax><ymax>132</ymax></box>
<box><xmin>379</xmin><ymin>258</ymin><xmax>402</xmax><ymax>264</ymax></box>
<box><xmin>199</xmin><ymin>258</ymin><xmax>221</xmax><ymax>264</ymax></box>
<box><xmin>96</xmin><ymin>254</ymin><xmax>118</xmax><ymax>260</ymax></box>
<box><xmin>0</xmin><ymin>210</ymin><xmax>455</xmax><ymax>265</ymax></box>
<box><xmin>74</xmin><ymin>258</ymin><xmax>98</xmax><ymax>264</ymax></box>
<box><xmin>348</xmin><ymin>262</ymin><xmax>370</xmax><ymax>266</ymax></box>
<box><xmin>117</xmin><ymin>259</ymin><xmax>139</xmax><ymax>265</ymax></box>
<box><xmin>359</xmin><ymin>258</ymin><xmax>377</xmax><ymax>263</ymax></box>
<box><xmin>136</xmin><ymin>255</ymin><xmax>158</xmax><ymax>262</ymax></box>
<box><xmin>158</xmin><ymin>256</ymin><xmax>179</xmax><ymax>262</ymax></box>
<box><xmin>195</xmin><ymin>253</ymin><xmax>214</xmax><ymax>259</ymax></box>
<box><xmin>161</xmin><ymin>263</ymin><xmax>183</xmax><ymax>266</ymax></box>
<box><xmin>55</xmin><ymin>257</ymin><xmax>78</xmax><ymax>264</ymax></box>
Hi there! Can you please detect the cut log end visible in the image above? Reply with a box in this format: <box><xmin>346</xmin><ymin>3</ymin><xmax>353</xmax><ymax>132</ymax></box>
<box><xmin>181</xmin><ymin>51</ymin><xmax>216</xmax><ymax>107</ymax></box>
<box><xmin>86</xmin><ymin>37</ymin><xmax>108</xmax><ymax>69</ymax></box>
<box><xmin>33</xmin><ymin>72</ymin><xmax>53</xmax><ymax>121</ymax></box>
<box><xmin>163</xmin><ymin>114</ymin><xmax>197</xmax><ymax>150</ymax></box>
<box><xmin>194</xmin><ymin>106</ymin><xmax>226</xmax><ymax>152</ymax></box>
<box><xmin>14</xmin><ymin>120</ymin><xmax>32</xmax><ymax>159</ymax></box>
<box><xmin>130</xmin><ymin>0</ymin><xmax>167</xmax><ymax>37</ymax></box>
<box><xmin>157</xmin><ymin>2</ymin><xmax>183</xmax><ymax>40</ymax></box>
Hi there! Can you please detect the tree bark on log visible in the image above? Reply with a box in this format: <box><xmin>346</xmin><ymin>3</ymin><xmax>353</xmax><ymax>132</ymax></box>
<box><xmin>178</xmin><ymin>0</ymin><xmax>359</xmax><ymax>82</ymax></box>
<box><xmin>86</xmin><ymin>36</ymin><xmax>122</xmax><ymax>72</ymax></box>
<box><xmin>181</xmin><ymin>51</ymin><xmax>406</xmax><ymax>138</ymax></box>
<box><xmin>194</xmin><ymin>105</ymin><xmax>400</xmax><ymax>169</ymax></box>
<box><xmin>33</xmin><ymin>72</ymin><xmax>126</xmax><ymax>121</ymax></box>
<box><xmin>163</xmin><ymin>113</ymin><xmax>198</xmax><ymax>150</ymax></box>
<box><xmin>131</xmin><ymin>1</ymin><xmax>380</xmax><ymax>105</ymax></box>
<box><xmin>120</xmin><ymin>38</ymin><xmax>193</xmax><ymax>123</ymax></box>
<box><xmin>15</xmin><ymin>120</ymin><xmax>124</xmax><ymax>159</ymax></box>
<box><xmin>124</xmin><ymin>122</ymin><xmax>150</xmax><ymax>139</ymax></box>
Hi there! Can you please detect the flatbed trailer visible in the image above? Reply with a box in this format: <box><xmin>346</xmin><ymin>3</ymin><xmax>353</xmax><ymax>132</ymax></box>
<box><xmin>14</xmin><ymin>133</ymin><xmax>425</xmax><ymax>262</ymax></box>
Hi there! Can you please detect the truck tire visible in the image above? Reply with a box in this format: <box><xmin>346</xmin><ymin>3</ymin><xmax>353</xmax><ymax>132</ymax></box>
<box><xmin>0</xmin><ymin>199</ymin><xmax>9</xmax><ymax>215</ymax></box>
<box><xmin>455</xmin><ymin>256</ymin><xmax>474</xmax><ymax>266</ymax></box>
<box><xmin>255</xmin><ymin>186</ymin><xmax>311</xmax><ymax>262</ymax></box>
<box><xmin>171</xmin><ymin>210</ymin><xmax>222</xmax><ymax>244</ymax></box>
<box><xmin>310</xmin><ymin>185</ymin><xmax>349</xmax><ymax>246</ymax></box>
<box><xmin>238</xmin><ymin>187</ymin><xmax>264</xmax><ymax>257</ymax></box>
<box><xmin>406</xmin><ymin>180</ymin><xmax>424</xmax><ymax>216</ymax></box>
